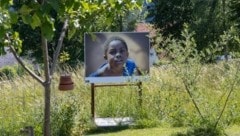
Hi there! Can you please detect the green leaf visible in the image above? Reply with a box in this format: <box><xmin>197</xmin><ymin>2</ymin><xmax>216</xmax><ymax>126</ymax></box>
<box><xmin>146</xmin><ymin>0</ymin><xmax>152</xmax><ymax>3</ymax></box>
<box><xmin>58</xmin><ymin>3</ymin><xmax>65</xmax><ymax>15</ymax></box>
<box><xmin>19</xmin><ymin>5</ymin><xmax>32</xmax><ymax>15</ymax></box>
<box><xmin>12</xmin><ymin>32</ymin><xmax>22</xmax><ymax>53</ymax></box>
<box><xmin>81</xmin><ymin>1</ymin><xmax>90</xmax><ymax>11</ymax></box>
<box><xmin>41</xmin><ymin>17</ymin><xmax>55</xmax><ymax>41</ymax></box>
<box><xmin>0</xmin><ymin>26</ymin><xmax>5</xmax><ymax>39</ymax></box>
<box><xmin>109</xmin><ymin>0</ymin><xmax>115</xmax><ymax>5</ymax></box>
<box><xmin>115</xmin><ymin>2</ymin><xmax>122</xmax><ymax>10</ymax></box>
<box><xmin>41</xmin><ymin>2</ymin><xmax>52</xmax><ymax>14</ymax></box>
<box><xmin>65</xmin><ymin>0</ymin><xmax>74</xmax><ymax>9</ymax></box>
<box><xmin>30</xmin><ymin>13</ymin><xmax>41</xmax><ymax>29</ymax></box>
<box><xmin>68</xmin><ymin>25</ymin><xmax>76</xmax><ymax>40</ymax></box>
<box><xmin>35</xmin><ymin>10</ymin><xmax>44</xmax><ymax>22</ymax></box>
<box><xmin>0</xmin><ymin>0</ymin><xmax>10</xmax><ymax>7</ymax></box>
<box><xmin>48</xmin><ymin>0</ymin><xmax>60</xmax><ymax>12</ymax></box>
<box><xmin>89</xmin><ymin>4</ymin><xmax>99</xmax><ymax>11</ymax></box>
<box><xmin>72</xmin><ymin>1</ymin><xmax>81</xmax><ymax>11</ymax></box>
<box><xmin>97</xmin><ymin>0</ymin><xmax>104</xmax><ymax>5</ymax></box>
<box><xmin>21</xmin><ymin>14</ymin><xmax>32</xmax><ymax>24</ymax></box>
<box><xmin>136</xmin><ymin>0</ymin><xmax>143</xmax><ymax>7</ymax></box>
<box><xmin>9</xmin><ymin>10</ymin><xmax>18</xmax><ymax>24</ymax></box>
<box><xmin>205</xmin><ymin>48</ymin><xmax>211</xmax><ymax>55</ymax></box>
<box><xmin>0</xmin><ymin>45</ymin><xmax>6</xmax><ymax>55</ymax></box>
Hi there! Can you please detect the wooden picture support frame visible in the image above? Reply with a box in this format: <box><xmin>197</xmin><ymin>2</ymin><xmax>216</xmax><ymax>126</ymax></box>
<box><xmin>90</xmin><ymin>82</ymin><xmax>143</xmax><ymax>120</ymax></box>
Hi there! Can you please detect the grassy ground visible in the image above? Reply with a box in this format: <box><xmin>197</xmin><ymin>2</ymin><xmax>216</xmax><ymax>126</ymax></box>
<box><xmin>86</xmin><ymin>125</ymin><xmax>240</xmax><ymax>136</ymax></box>
<box><xmin>225</xmin><ymin>125</ymin><xmax>240</xmax><ymax>136</ymax></box>
<box><xmin>1</xmin><ymin>63</ymin><xmax>240</xmax><ymax>135</ymax></box>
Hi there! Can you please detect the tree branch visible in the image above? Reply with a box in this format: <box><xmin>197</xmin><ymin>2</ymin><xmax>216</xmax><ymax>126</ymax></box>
<box><xmin>9</xmin><ymin>46</ymin><xmax>45</xmax><ymax>85</ymax></box>
<box><xmin>50</xmin><ymin>19</ymin><xmax>69</xmax><ymax>75</ymax></box>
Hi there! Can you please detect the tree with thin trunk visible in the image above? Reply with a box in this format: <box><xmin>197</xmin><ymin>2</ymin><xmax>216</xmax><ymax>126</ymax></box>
<box><xmin>0</xmin><ymin>0</ymin><xmax>143</xmax><ymax>135</ymax></box>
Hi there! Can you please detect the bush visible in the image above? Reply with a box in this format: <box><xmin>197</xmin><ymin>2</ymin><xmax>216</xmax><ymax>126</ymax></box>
<box><xmin>173</xmin><ymin>125</ymin><xmax>225</xmax><ymax>136</ymax></box>
<box><xmin>15</xmin><ymin>65</ymin><xmax>26</xmax><ymax>76</ymax></box>
<box><xmin>51</xmin><ymin>100</ymin><xmax>76</xmax><ymax>136</ymax></box>
<box><xmin>0</xmin><ymin>66</ymin><xmax>17</xmax><ymax>80</ymax></box>
<box><xmin>0</xmin><ymin>65</ymin><xmax>26</xmax><ymax>80</ymax></box>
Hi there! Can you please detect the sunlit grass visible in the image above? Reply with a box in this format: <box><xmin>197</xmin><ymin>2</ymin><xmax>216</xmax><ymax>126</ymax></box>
<box><xmin>85</xmin><ymin>125</ymin><xmax>240</xmax><ymax>136</ymax></box>
<box><xmin>1</xmin><ymin>62</ymin><xmax>240</xmax><ymax>135</ymax></box>
<box><xmin>85</xmin><ymin>127</ymin><xmax>188</xmax><ymax>136</ymax></box>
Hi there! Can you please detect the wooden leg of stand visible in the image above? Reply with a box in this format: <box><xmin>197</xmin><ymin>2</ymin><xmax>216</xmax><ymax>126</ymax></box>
<box><xmin>91</xmin><ymin>83</ymin><xmax>95</xmax><ymax>119</ymax></box>
<box><xmin>137</xmin><ymin>82</ymin><xmax>142</xmax><ymax>106</ymax></box>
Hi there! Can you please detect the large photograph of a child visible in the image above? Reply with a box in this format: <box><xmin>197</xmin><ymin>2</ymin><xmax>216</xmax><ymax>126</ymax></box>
<box><xmin>84</xmin><ymin>32</ymin><xmax>150</xmax><ymax>83</ymax></box>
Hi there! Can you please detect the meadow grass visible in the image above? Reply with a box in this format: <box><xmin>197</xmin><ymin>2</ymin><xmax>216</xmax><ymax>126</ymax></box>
<box><xmin>1</xmin><ymin>61</ymin><xmax>240</xmax><ymax>135</ymax></box>
<box><xmin>85</xmin><ymin>125</ymin><xmax>240</xmax><ymax>136</ymax></box>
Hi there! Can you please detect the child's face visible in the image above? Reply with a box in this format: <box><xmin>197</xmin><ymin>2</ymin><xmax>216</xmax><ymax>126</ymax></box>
<box><xmin>105</xmin><ymin>40</ymin><xmax>129</xmax><ymax>69</ymax></box>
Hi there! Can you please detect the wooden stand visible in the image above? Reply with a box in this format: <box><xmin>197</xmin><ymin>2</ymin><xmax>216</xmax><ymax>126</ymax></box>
<box><xmin>90</xmin><ymin>82</ymin><xmax>142</xmax><ymax>120</ymax></box>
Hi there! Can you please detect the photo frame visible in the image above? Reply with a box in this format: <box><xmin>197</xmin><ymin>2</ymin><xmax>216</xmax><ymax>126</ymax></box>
<box><xmin>84</xmin><ymin>32</ymin><xmax>150</xmax><ymax>83</ymax></box>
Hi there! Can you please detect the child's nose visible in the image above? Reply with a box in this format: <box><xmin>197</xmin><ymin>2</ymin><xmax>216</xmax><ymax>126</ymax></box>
<box><xmin>116</xmin><ymin>52</ymin><xmax>121</xmax><ymax>58</ymax></box>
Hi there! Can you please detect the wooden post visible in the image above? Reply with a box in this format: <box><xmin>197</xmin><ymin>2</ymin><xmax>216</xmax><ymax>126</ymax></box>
<box><xmin>91</xmin><ymin>83</ymin><xmax>95</xmax><ymax>119</ymax></box>
<box><xmin>137</xmin><ymin>82</ymin><xmax>142</xmax><ymax>106</ymax></box>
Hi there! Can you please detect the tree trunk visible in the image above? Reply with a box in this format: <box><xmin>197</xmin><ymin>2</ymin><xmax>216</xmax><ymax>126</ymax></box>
<box><xmin>41</xmin><ymin>34</ymin><xmax>51</xmax><ymax>136</ymax></box>
<box><xmin>43</xmin><ymin>83</ymin><xmax>51</xmax><ymax>136</ymax></box>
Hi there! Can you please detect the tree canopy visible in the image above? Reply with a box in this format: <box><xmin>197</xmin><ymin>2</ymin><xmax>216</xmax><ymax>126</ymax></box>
<box><xmin>0</xmin><ymin>1</ymin><xmax>145</xmax><ymax>136</ymax></box>
<box><xmin>146</xmin><ymin>0</ymin><xmax>240</xmax><ymax>59</ymax></box>
<box><xmin>146</xmin><ymin>0</ymin><xmax>194</xmax><ymax>38</ymax></box>
<box><xmin>0</xmin><ymin>0</ymin><xmax>143</xmax><ymax>59</ymax></box>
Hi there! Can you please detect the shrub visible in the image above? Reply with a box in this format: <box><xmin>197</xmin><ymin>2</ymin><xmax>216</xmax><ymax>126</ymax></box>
<box><xmin>0</xmin><ymin>65</ymin><xmax>26</xmax><ymax>80</ymax></box>
<box><xmin>15</xmin><ymin>65</ymin><xmax>26</xmax><ymax>76</ymax></box>
<box><xmin>0</xmin><ymin>66</ymin><xmax>17</xmax><ymax>80</ymax></box>
<box><xmin>173</xmin><ymin>125</ymin><xmax>225</xmax><ymax>136</ymax></box>
<box><xmin>51</xmin><ymin>99</ymin><xmax>76</xmax><ymax>136</ymax></box>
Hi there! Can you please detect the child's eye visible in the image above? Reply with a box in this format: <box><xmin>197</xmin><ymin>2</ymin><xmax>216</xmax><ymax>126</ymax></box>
<box><xmin>109</xmin><ymin>50</ymin><xmax>116</xmax><ymax>55</ymax></box>
<box><xmin>120</xmin><ymin>49</ymin><xmax>126</xmax><ymax>53</ymax></box>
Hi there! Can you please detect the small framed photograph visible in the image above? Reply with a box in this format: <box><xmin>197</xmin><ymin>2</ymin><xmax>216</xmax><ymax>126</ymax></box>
<box><xmin>84</xmin><ymin>32</ymin><xmax>150</xmax><ymax>83</ymax></box>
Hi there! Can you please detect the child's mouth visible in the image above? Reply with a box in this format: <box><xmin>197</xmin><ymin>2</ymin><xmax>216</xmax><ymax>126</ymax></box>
<box><xmin>115</xmin><ymin>60</ymin><xmax>123</xmax><ymax>64</ymax></box>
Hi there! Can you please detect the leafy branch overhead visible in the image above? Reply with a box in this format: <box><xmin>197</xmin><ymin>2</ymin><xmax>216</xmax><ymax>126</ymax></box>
<box><xmin>0</xmin><ymin>1</ymin><xmax>144</xmax><ymax>136</ymax></box>
<box><xmin>1</xmin><ymin>0</ymin><xmax>144</xmax><ymax>78</ymax></box>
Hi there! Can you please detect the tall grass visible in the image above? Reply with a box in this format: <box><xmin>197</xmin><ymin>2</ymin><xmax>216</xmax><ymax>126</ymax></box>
<box><xmin>1</xmin><ymin>62</ymin><xmax>240</xmax><ymax>135</ymax></box>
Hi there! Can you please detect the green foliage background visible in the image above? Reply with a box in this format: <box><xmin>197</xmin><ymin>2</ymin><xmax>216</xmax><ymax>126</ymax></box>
<box><xmin>147</xmin><ymin>0</ymin><xmax>240</xmax><ymax>60</ymax></box>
